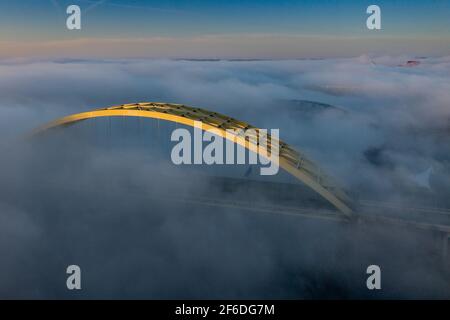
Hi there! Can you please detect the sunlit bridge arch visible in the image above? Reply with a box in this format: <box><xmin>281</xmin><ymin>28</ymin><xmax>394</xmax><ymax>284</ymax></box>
<box><xmin>32</xmin><ymin>102</ymin><xmax>354</xmax><ymax>217</ymax></box>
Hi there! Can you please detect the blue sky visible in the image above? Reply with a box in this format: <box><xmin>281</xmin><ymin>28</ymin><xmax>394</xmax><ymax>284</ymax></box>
<box><xmin>0</xmin><ymin>0</ymin><xmax>449</xmax><ymax>58</ymax></box>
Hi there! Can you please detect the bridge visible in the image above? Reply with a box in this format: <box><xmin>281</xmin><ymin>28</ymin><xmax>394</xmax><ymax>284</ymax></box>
<box><xmin>31</xmin><ymin>102</ymin><xmax>450</xmax><ymax>262</ymax></box>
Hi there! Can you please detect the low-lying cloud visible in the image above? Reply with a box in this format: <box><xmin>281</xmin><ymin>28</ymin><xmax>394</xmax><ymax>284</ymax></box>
<box><xmin>0</xmin><ymin>56</ymin><xmax>449</xmax><ymax>298</ymax></box>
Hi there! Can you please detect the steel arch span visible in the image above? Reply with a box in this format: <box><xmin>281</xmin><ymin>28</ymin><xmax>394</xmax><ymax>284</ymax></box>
<box><xmin>32</xmin><ymin>102</ymin><xmax>354</xmax><ymax>217</ymax></box>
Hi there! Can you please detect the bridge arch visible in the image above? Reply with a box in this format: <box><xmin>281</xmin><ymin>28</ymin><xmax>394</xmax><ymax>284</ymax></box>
<box><xmin>32</xmin><ymin>102</ymin><xmax>354</xmax><ymax>217</ymax></box>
